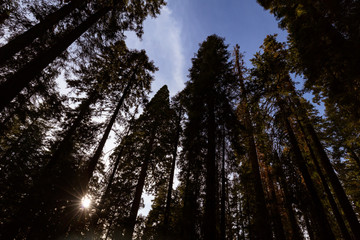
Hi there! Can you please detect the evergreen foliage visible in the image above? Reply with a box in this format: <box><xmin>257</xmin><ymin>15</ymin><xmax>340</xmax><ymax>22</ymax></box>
<box><xmin>0</xmin><ymin>1</ymin><xmax>359</xmax><ymax>239</ymax></box>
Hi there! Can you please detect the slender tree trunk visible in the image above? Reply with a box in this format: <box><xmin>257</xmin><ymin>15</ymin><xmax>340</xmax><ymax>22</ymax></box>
<box><xmin>349</xmin><ymin>148</ymin><xmax>360</xmax><ymax>170</ymax></box>
<box><xmin>122</xmin><ymin>130</ymin><xmax>155</xmax><ymax>240</ymax></box>
<box><xmin>303</xmin><ymin>211</ymin><xmax>315</xmax><ymax>240</ymax></box>
<box><xmin>204</xmin><ymin>90</ymin><xmax>217</xmax><ymax>240</ymax></box>
<box><xmin>234</xmin><ymin>47</ymin><xmax>273</xmax><ymax>240</ymax></box>
<box><xmin>0</xmin><ymin>6</ymin><xmax>110</xmax><ymax>111</ymax></box>
<box><xmin>288</xmin><ymin>81</ymin><xmax>360</xmax><ymax>239</ymax></box>
<box><xmin>88</xmin><ymin>110</ymin><xmax>138</xmax><ymax>236</ymax></box>
<box><xmin>274</xmin><ymin>152</ymin><xmax>305</xmax><ymax>240</ymax></box>
<box><xmin>238</xmin><ymin>199</ymin><xmax>245</xmax><ymax>240</ymax></box>
<box><xmin>0</xmin><ymin>0</ymin><xmax>86</xmax><ymax>66</ymax></box>
<box><xmin>82</xmin><ymin>80</ymin><xmax>132</xmax><ymax>190</ymax></box>
<box><xmin>220</xmin><ymin>129</ymin><xmax>226</xmax><ymax>240</ymax></box>
<box><xmin>163</xmin><ymin>108</ymin><xmax>182</xmax><ymax>239</ymax></box>
<box><xmin>51</xmin><ymin>80</ymin><xmax>132</xmax><ymax>239</ymax></box>
<box><xmin>266</xmin><ymin>166</ymin><xmax>286</xmax><ymax>240</ymax></box>
<box><xmin>281</xmin><ymin>109</ymin><xmax>336</xmax><ymax>240</ymax></box>
<box><xmin>88</xmin><ymin>141</ymin><xmax>126</xmax><ymax>236</ymax></box>
<box><xmin>181</xmin><ymin>163</ymin><xmax>198</xmax><ymax>240</ymax></box>
<box><xmin>297</xmin><ymin>120</ymin><xmax>352</xmax><ymax>240</ymax></box>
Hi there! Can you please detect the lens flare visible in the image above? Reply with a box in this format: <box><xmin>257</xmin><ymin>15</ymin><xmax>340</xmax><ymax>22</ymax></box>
<box><xmin>81</xmin><ymin>195</ymin><xmax>91</xmax><ymax>209</ymax></box>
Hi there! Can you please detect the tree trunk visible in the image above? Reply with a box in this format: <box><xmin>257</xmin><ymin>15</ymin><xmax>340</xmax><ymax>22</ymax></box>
<box><xmin>349</xmin><ymin>148</ymin><xmax>360</xmax><ymax>170</ymax></box>
<box><xmin>297</xmin><ymin>120</ymin><xmax>352</xmax><ymax>240</ymax></box>
<box><xmin>88</xmin><ymin>140</ymin><xmax>127</xmax><ymax>236</ymax></box>
<box><xmin>122</xmin><ymin>130</ymin><xmax>155</xmax><ymax>240</ymax></box>
<box><xmin>0</xmin><ymin>0</ymin><xmax>86</xmax><ymax>66</ymax></box>
<box><xmin>303</xmin><ymin>211</ymin><xmax>315</xmax><ymax>240</ymax></box>
<box><xmin>51</xmin><ymin>80</ymin><xmax>132</xmax><ymax>239</ymax></box>
<box><xmin>234</xmin><ymin>47</ymin><xmax>273</xmax><ymax>240</ymax></box>
<box><xmin>0</xmin><ymin>6</ymin><xmax>110</xmax><ymax>111</ymax></box>
<box><xmin>282</xmin><ymin>110</ymin><xmax>335</xmax><ymax>240</ymax></box>
<box><xmin>181</xmin><ymin>164</ymin><xmax>198</xmax><ymax>240</ymax></box>
<box><xmin>288</xmin><ymin>80</ymin><xmax>360</xmax><ymax>239</ymax></box>
<box><xmin>204</xmin><ymin>90</ymin><xmax>217</xmax><ymax>240</ymax></box>
<box><xmin>266</xmin><ymin>166</ymin><xmax>286</xmax><ymax>240</ymax></box>
<box><xmin>220</xmin><ymin>129</ymin><xmax>226</xmax><ymax>240</ymax></box>
<box><xmin>274</xmin><ymin>155</ymin><xmax>304</xmax><ymax>240</ymax></box>
<box><xmin>163</xmin><ymin>108</ymin><xmax>182</xmax><ymax>239</ymax></box>
<box><xmin>82</xmin><ymin>80</ymin><xmax>133</xmax><ymax>190</ymax></box>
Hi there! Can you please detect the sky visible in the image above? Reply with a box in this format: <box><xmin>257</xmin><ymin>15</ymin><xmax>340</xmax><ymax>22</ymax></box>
<box><xmin>125</xmin><ymin>0</ymin><xmax>288</xmax><ymax>216</ymax></box>
<box><xmin>125</xmin><ymin>0</ymin><xmax>288</xmax><ymax>97</ymax></box>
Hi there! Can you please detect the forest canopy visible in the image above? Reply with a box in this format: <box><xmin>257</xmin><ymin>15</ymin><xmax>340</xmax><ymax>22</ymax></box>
<box><xmin>0</xmin><ymin>0</ymin><xmax>359</xmax><ymax>239</ymax></box>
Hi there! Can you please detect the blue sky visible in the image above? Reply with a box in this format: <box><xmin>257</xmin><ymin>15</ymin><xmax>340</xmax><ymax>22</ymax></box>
<box><xmin>126</xmin><ymin>0</ymin><xmax>289</xmax><ymax>215</ymax></box>
<box><xmin>126</xmin><ymin>0</ymin><xmax>287</xmax><ymax>96</ymax></box>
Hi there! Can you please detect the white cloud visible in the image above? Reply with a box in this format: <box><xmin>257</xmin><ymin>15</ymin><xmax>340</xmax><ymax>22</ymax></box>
<box><xmin>126</xmin><ymin>6</ymin><xmax>186</xmax><ymax>96</ymax></box>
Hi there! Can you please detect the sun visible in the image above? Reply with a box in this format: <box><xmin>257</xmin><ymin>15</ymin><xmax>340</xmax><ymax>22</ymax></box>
<box><xmin>81</xmin><ymin>195</ymin><xmax>91</xmax><ymax>209</ymax></box>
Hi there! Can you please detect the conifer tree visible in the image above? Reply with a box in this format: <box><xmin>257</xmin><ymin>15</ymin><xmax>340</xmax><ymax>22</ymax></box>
<box><xmin>117</xmin><ymin>85</ymin><xmax>174</xmax><ymax>240</ymax></box>
<box><xmin>180</xmin><ymin>35</ymin><xmax>240</xmax><ymax>240</ymax></box>
<box><xmin>234</xmin><ymin>45</ymin><xmax>273</xmax><ymax>240</ymax></box>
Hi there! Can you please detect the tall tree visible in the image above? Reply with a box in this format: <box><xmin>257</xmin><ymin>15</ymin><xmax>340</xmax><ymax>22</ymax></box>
<box><xmin>180</xmin><ymin>35</ymin><xmax>240</xmax><ymax>240</ymax></box>
<box><xmin>250</xmin><ymin>35</ymin><xmax>337</xmax><ymax>239</ymax></box>
<box><xmin>234</xmin><ymin>45</ymin><xmax>273</xmax><ymax>240</ymax></box>
<box><xmin>121</xmin><ymin>85</ymin><xmax>174</xmax><ymax>240</ymax></box>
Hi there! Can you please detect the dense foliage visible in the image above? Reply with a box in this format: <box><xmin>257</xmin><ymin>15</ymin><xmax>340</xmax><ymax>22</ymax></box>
<box><xmin>0</xmin><ymin>1</ymin><xmax>359</xmax><ymax>239</ymax></box>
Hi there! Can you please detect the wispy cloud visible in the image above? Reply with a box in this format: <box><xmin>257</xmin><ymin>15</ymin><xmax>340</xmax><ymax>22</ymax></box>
<box><xmin>126</xmin><ymin>6</ymin><xmax>185</xmax><ymax>96</ymax></box>
<box><xmin>125</xmin><ymin>6</ymin><xmax>186</xmax><ymax>216</ymax></box>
